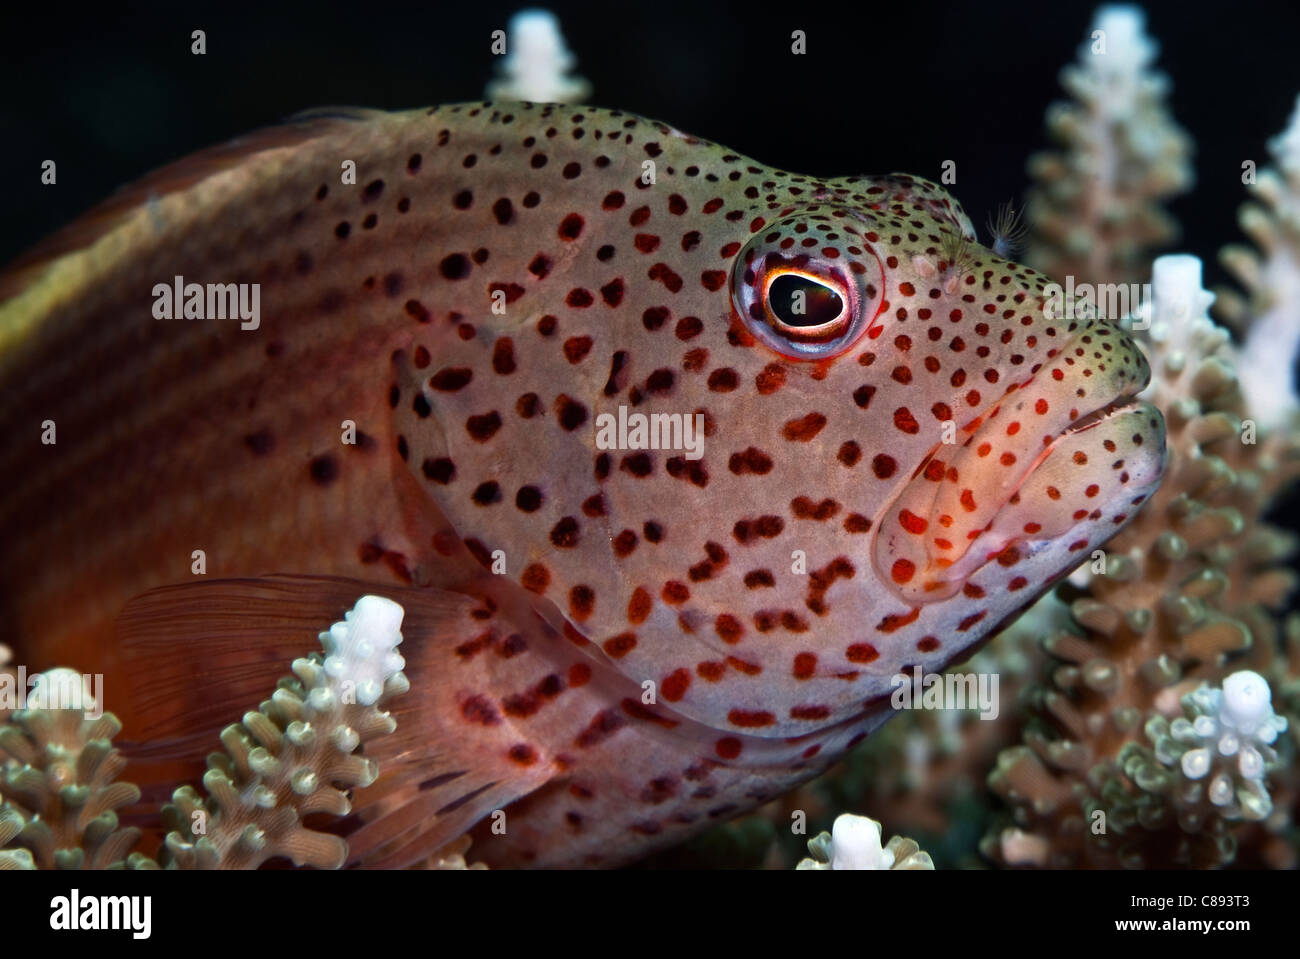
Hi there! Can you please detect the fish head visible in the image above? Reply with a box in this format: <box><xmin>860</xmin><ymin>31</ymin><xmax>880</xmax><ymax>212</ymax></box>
<box><xmin>398</xmin><ymin>132</ymin><xmax>1165</xmax><ymax>744</ymax></box>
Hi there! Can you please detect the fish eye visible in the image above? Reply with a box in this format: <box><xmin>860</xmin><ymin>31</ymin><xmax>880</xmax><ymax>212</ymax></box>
<box><xmin>766</xmin><ymin>273</ymin><xmax>846</xmax><ymax>331</ymax></box>
<box><xmin>730</xmin><ymin>215</ymin><xmax>885</xmax><ymax>360</ymax></box>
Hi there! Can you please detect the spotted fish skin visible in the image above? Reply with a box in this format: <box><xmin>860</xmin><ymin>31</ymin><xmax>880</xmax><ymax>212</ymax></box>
<box><xmin>0</xmin><ymin>103</ymin><xmax>1166</xmax><ymax>867</ymax></box>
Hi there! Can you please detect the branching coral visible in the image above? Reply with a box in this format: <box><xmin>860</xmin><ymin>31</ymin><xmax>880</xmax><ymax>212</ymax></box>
<box><xmin>1217</xmin><ymin>94</ymin><xmax>1300</xmax><ymax>429</ymax></box>
<box><xmin>795</xmin><ymin>813</ymin><xmax>933</xmax><ymax>870</ymax></box>
<box><xmin>1023</xmin><ymin>5</ymin><xmax>1192</xmax><ymax>288</ymax></box>
<box><xmin>485</xmin><ymin>9</ymin><xmax>591</xmax><ymax>104</ymax></box>
<box><xmin>159</xmin><ymin>596</ymin><xmax>409</xmax><ymax>869</ymax></box>
<box><xmin>1121</xmin><ymin>671</ymin><xmax>1287</xmax><ymax>828</ymax></box>
<box><xmin>421</xmin><ymin>833</ymin><xmax>489</xmax><ymax>871</ymax></box>
<box><xmin>1</xmin><ymin>595</ymin><xmax>420</xmax><ymax>870</ymax></box>
<box><xmin>0</xmin><ymin>670</ymin><xmax>142</xmax><ymax>869</ymax></box>
<box><xmin>983</xmin><ymin>256</ymin><xmax>1300</xmax><ymax>868</ymax></box>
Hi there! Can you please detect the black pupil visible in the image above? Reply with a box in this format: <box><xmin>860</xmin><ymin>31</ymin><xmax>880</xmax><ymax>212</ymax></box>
<box><xmin>768</xmin><ymin>274</ymin><xmax>844</xmax><ymax>328</ymax></box>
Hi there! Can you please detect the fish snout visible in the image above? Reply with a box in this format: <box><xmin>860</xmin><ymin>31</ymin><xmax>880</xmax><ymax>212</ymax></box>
<box><xmin>872</xmin><ymin>320</ymin><xmax>1166</xmax><ymax>603</ymax></box>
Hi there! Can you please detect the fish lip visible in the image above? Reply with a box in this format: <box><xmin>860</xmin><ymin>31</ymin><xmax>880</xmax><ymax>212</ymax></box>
<box><xmin>1057</xmin><ymin>394</ymin><xmax>1140</xmax><ymax>437</ymax></box>
<box><xmin>999</xmin><ymin>392</ymin><xmax>1141</xmax><ymax>505</ymax></box>
<box><xmin>898</xmin><ymin>383</ymin><xmax>1160</xmax><ymax>594</ymax></box>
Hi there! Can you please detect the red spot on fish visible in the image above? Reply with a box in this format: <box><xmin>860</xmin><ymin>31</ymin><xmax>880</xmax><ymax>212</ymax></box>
<box><xmin>877</xmin><ymin>608</ymin><xmax>921</xmax><ymax>633</ymax></box>
<box><xmin>564</xmin><ymin>336</ymin><xmax>594</xmax><ymax>362</ymax></box>
<box><xmin>846</xmin><ymin>643</ymin><xmax>879</xmax><ymax>663</ymax></box>
<box><xmin>661</xmin><ymin>669</ymin><xmax>691</xmax><ymax>701</ymax></box>
<box><xmin>558</xmin><ymin>213</ymin><xmax>584</xmax><ymax>240</ymax></box>
<box><xmin>715</xmin><ymin>737</ymin><xmax>742</xmax><ymax>759</ymax></box>
<box><xmin>899</xmin><ymin>509</ymin><xmax>927</xmax><ymax>534</ymax></box>
<box><xmin>793</xmin><ymin>652</ymin><xmax>817</xmax><ymax>679</ymax></box>
<box><xmin>894</xmin><ymin>408</ymin><xmax>919</xmax><ymax>434</ymax></box>
<box><xmin>603</xmin><ymin>633</ymin><xmax>637</xmax><ymax>657</ymax></box>
<box><xmin>781</xmin><ymin>412</ymin><xmax>827</xmax><ymax>442</ymax></box>
<box><xmin>568</xmin><ymin>663</ymin><xmax>592</xmax><ymax>687</ymax></box>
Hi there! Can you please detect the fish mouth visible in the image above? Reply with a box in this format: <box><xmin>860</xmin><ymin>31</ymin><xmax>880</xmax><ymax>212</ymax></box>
<box><xmin>872</xmin><ymin>325</ymin><xmax>1167</xmax><ymax>602</ymax></box>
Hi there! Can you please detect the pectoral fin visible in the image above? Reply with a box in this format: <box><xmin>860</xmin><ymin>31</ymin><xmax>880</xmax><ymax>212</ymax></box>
<box><xmin>112</xmin><ymin>574</ymin><xmax>555</xmax><ymax>867</ymax></box>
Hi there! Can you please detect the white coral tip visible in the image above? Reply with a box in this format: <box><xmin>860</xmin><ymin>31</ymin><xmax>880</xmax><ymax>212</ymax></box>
<box><xmin>1221</xmin><ymin>670</ymin><xmax>1270</xmax><ymax>730</ymax></box>
<box><xmin>320</xmin><ymin>596</ymin><xmax>406</xmax><ymax>707</ymax></box>
<box><xmin>1093</xmin><ymin>6</ymin><xmax>1155</xmax><ymax>71</ymax></box>
<box><xmin>349</xmin><ymin>595</ymin><xmax>405</xmax><ymax>640</ymax></box>
<box><xmin>1180</xmin><ymin>747</ymin><xmax>1211</xmax><ymax>780</ymax></box>
<box><xmin>828</xmin><ymin>813</ymin><xmax>892</xmax><ymax>870</ymax></box>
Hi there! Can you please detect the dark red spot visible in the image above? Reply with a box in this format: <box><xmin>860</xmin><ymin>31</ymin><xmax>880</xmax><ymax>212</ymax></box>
<box><xmin>309</xmin><ymin>455</ymin><xmax>338</xmax><ymax>485</ymax></box>
<box><xmin>715</xmin><ymin>737</ymin><xmax>742</xmax><ymax>760</ymax></box>
<box><xmin>728</xmin><ymin>709</ymin><xmax>775</xmax><ymax>728</ymax></box>
<box><xmin>466</xmin><ymin>411</ymin><xmax>503</xmax><ymax>441</ymax></box>
<box><xmin>601</xmin><ymin>278</ymin><xmax>625</xmax><ymax>306</ymax></box>
<box><xmin>521</xmin><ymin>563</ymin><xmax>551</xmax><ymax>593</ymax></box>
<box><xmin>793</xmin><ymin>652</ymin><xmax>817</xmax><ymax>679</ymax></box>
<box><xmin>430</xmin><ymin>367</ymin><xmax>473</xmax><ymax>391</ymax></box>
<box><xmin>756</xmin><ymin>364</ymin><xmax>787</xmax><ymax>395</ymax></box>
<box><xmin>661</xmin><ymin>669</ymin><xmax>691</xmax><ymax>702</ymax></box>
<box><xmin>846</xmin><ymin>643</ymin><xmax>879</xmax><ymax>663</ymax></box>
<box><xmin>550</xmin><ymin>516</ymin><xmax>580</xmax><ymax>547</ymax></box>
<box><xmin>603</xmin><ymin>633</ymin><xmax>637</xmax><ymax>658</ymax></box>
<box><xmin>555</xmin><ymin>394</ymin><xmax>589</xmax><ymax>430</ymax></box>
<box><xmin>492</xmin><ymin>338</ymin><xmax>516</xmax><ymax>374</ymax></box>
<box><xmin>714</xmin><ymin>614</ymin><xmax>743</xmax><ymax>644</ymax></box>
<box><xmin>558</xmin><ymin>213</ymin><xmax>584</xmax><ymax>240</ymax></box>
<box><xmin>564</xmin><ymin>336</ymin><xmax>594</xmax><ymax>362</ymax></box>
<box><xmin>421</xmin><ymin>457</ymin><xmax>455</xmax><ymax>483</ymax></box>
<box><xmin>439</xmin><ymin>254</ymin><xmax>471</xmax><ymax>280</ymax></box>
<box><xmin>460</xmin><ymin>695</ymin><xmax>500</xmax><ymax>725</ymax></box>
<box><xmin>782</xmin><ymin>412</ymin><xmax>827</xmax><ymax>442</ymax></box>
<box><xmin>729</xmin><ymin>447</ymin><xmax>773</xmax><ymax>475</ymax></box>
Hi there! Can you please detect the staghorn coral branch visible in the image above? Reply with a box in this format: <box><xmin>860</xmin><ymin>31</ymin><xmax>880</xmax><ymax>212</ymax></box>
<box><xmin>795</xmin><ymin>813</ymin><xmax>933</xmax><ymax>870</ymax></box>
<box><xmin>984</xmin><ymin>256</ymin><xmax>1300</xmax><ymax>868</ymax></box>
<box><xmin>159</xmin><ymin>595</ymin><xmax>410</xmax><ymax>869</ymax></box>
<box><xmin>0</xmin><ymin>594</ymin><xmax>437</xmax><ymax>869</ymax></box>
<box><xmin>0</xmin><ymin>669</ymin><xmax>146</xmax><ymax>869</ymax></box>
<box><xmin>1023</xmin><ymin>5</ymin><xmax>1192</xmax><ymax>288</ymax></box>
<box><xmin>1216</xmin><ymin>94</ymin><xmax>1300</xmax><ymax>429</ymax></box>
<box><xmin>485</xmin><ymin>9</ymin><xmax>591</xmax><ymax>104</ymax></box>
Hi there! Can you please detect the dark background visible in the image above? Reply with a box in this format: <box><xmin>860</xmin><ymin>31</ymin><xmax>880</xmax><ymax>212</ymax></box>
<box><xmin>2</xmin><ymin>0</ymin><xmax>1298</xmax><ymax>295</ymax></box>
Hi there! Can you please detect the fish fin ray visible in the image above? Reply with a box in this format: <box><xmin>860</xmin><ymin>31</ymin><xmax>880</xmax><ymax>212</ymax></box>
<box><xmin>112</xmin><ymin>573</ymin><xmax>552</xmax><ymax>868</ymax></box>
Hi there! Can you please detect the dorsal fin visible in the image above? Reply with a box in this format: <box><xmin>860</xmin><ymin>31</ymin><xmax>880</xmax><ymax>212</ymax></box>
<box><xmin>0</xmin><ymin>106</ymin><xmax>390</xmax><ymax>307</ymax></box>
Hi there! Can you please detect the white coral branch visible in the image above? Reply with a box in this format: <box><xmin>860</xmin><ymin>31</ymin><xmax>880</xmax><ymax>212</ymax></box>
<box><xmin>161</xmin><ymin>595</ymin><xmax>409</xmax><ymax>869</ymax></box>
<box><xmin>486</xmin><ymin>9</ymin><xmax>591</xmax><ymax>104</ymax></box>
<box><xmin>796</xmin><ymin>813</ymin><xmax>934</xmax><ymax>870</ymax></box>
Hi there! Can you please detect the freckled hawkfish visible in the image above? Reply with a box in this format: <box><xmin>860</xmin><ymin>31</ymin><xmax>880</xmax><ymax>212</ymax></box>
<box><xmin>0</xmin><ymin>102</ymin><xmax>1166</xmax><ymax>867</ymax></box>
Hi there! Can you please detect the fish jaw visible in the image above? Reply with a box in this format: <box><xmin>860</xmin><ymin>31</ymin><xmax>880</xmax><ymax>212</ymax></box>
<box><xmin>875</xmin><ymin>319</ymin><xmax>1167</xmax><ymax>601</ymax></box>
